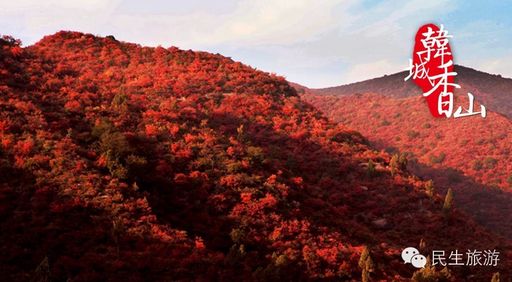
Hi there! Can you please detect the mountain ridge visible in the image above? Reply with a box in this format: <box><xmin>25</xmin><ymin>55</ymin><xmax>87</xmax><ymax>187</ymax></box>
<box><xmin>297</xmin><ymin>65</ymin><xmax>512</xmax><ymax>119</ymax></box>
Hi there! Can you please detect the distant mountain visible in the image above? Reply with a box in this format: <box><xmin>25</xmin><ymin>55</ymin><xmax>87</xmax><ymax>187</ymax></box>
<box><xmin>305</xmin><ymin>65</ymin><xmax>512</xmax><ymax>118</ymax></box>
<box><xmin>3</xmin><ymin>31</ymin><xmax>509</xmax><ymax>281</ymax></box>
<box><xmin>301</xmin><ymin>67</ymin><xmax>512</xmax><ymax>242</ymax></box>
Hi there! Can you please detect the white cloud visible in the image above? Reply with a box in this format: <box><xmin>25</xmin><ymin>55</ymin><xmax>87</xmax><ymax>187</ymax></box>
<box><xmin>0</xmin><ymin>0</ymin><xmax>353</xmax><ymax>48</ymax></box>
<box><xmin>107</xmin><ymin>0</ymin><xmax>356</xmax><ymax>48</ymax></box>
<box><xmin>215</xmin><ymin>0</ymin><xmax>353</xmax><ymax>45</ymax></box>
<box><xmin>1</xmin><ymin>0</ymin><xmax>509</xmax><ymax>87</ymax></box>
<box><xmin>264</xmin><ymin>0</ymin><xmax>457</xmax><ymax>86</ymax></box>
<box><xmin>466</xmin><ymin>53</ymin><xmax>512</xmax><ymax>79</ymax></box>
<box><xmin>0</xmin><ymin>0</ymin><xmax>121</xmax><ymax>44</ymax></box>
<box><xmin>0</xmin><ymin>0</ymin><xmax>113</xmax><ymax>11</ymax></box>
<box><xmin>341</xmin><ymin>59</ymin><xmax>405</xmax><ymax>84</ymax></box>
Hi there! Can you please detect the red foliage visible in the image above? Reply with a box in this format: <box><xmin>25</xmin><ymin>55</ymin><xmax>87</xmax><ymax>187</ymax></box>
<box><xmin>0</xmin><ymin>32</ymin><xmax>509</xmax><ymax>281</ymax></box>
<box><xmin>304</xmin><ymin>90</ymin><xmax>512</xmax><ymax>239</ymax></box>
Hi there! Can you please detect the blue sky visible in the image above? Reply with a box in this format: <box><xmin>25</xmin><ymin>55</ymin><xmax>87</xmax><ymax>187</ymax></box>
<box><xmin>1</xmin><ymin>0</ymin><xmax>511</xmax><ymax>87</ymax></box>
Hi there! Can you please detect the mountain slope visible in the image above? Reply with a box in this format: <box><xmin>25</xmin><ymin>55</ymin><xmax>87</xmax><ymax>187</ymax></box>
<box><xmin>304</xmin><ymin>93</ymin><xmax>512</xmax><ymax>237</ymax></box>
<box><xmin>0</xmin><ymin>32</ymin><xmax>510</xmax><ymax>281</ymax></box>
<box><xmin>301</xmin><ymin>64</ymin><xmax>512</xmax><ymax>241</ymax></box>
<box><xmin>305</xmin><ymin>65</ymin><xmax>512</xmax><ymax>118</ymax></box>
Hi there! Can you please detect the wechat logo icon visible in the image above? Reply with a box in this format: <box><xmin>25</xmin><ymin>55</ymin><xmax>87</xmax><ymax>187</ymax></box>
<box><xmin>402</xmin><ymin>247</ymin><xmax>427</xmax><ymax>268</ymax></box>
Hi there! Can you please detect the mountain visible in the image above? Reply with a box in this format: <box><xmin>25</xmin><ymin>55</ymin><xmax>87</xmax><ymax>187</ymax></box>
<box><xmin>0</xmin><ymin>32</ymin><xmax>509</xmax><ymax>281</ymax></box>
<box><xmin>304</xmin><ymin>65</ymin><xmax>512</xmax><ymax>118</ymax></box>
<box><xmin>300</xmin><ymin>67</ymin><xmax>512</xmax><ymax>241</ymax></box>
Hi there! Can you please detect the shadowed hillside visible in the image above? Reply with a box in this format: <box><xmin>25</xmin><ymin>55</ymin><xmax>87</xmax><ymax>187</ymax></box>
<box><xmin>303</xmin><ymin>93</ymin><xmax>512</xmax><ymax>237</ymax></box>
<box><xmin>302</xmin><ymin>65</ymin><xmax>512</xmax><ymax>258</ymax></box>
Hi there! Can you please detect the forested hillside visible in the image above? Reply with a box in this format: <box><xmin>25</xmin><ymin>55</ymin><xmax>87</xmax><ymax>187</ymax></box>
<box><xmin>0</xmin><ymin>32</ymin><xmax>509</xmax><ymax>281</ymax></box>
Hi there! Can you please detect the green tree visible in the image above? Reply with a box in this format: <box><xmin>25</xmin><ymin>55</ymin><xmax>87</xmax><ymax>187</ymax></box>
<box><xmin>237</xmin><ymin>124</ymin><xmax>245</xmax><ymax>141</ymax></box>
<box><xmin>483</xmin><ymin>157</ymin><xmax>498</xmax><ymax>169</ymax></box>
<box><xmin>398</xmin><ymin>153</ymin><xmax>408</xmax><ymax>169</ymax></box>
<box><xmin>443</xmin><ymin>188</ymin><xmax>453</xmax><ymax>214</ymax></box>
<box><xmin>31</xmin><ymin>256</ymin><xmax>51</xmax><ymax>282</ymax></box>
<box><xmin>473</xmin><ymin>160</ymin><xmax>483</xmax><ymax>171</ymax></box>
<box><xmin>491</xmin><ymin>272</ymin><xmax>500</xmax><ymax>282</ymax></box>
<box><xmin>362</xmin><ymin>269</ymin><xmax>371</xmax><ymax>282</ymax></box>
<box><xmin>246</xmin><ymin>146</ymin><xmax>264</xmax><ymax>165</ymax></box>
<box><xmin>367</xmin><ymin>160</ymin><xmax>376</xmax><ymax>177</ymax></box>
<box><xmin>359</xmin><ymin>246</ymin><xmax>374</xmax><ymax>282</ymax></box>
<box><xmin>359</xmin><ymin>246</ymin><xmax>370</xmax><ymax>269</ymax></box>
<box><xmin>407</xmin><ymin>130</ymin><xmax>420</xmax><ymax>139</ymax></box>
<box><xmin>430</xmin><ymin>152</ymin><xmax>446</xmax><ymax>164</ymax></box>
<box><xmin>425</xmin><ymin>180</ymin><xmax>435</xmax><ymax>197</ymax></box>
<box><xmin>412</xmin><ymin>256</ymin><xmax>453</xmax><ymax>282</ymax></box>
<box><xmin>390</xmin><ymin>154</ymin><xmax>399</xmax><ymax>176</ymax></box>
<box><xmin>419</xmin><ymin>238</ymin><xmax>426</xmax><ymax>252</ymax></box>
<box><xmin>365</xmin><ymin>256</ymin><xmax>374</xmax><ymax>273</ymax></box>
<box><xmin>100</xmin><ymin>131</ymin><xmax>131</xmax><ymax>179</ymax></box>
<box><xmin>111</xmin><ymin>218</ymin><xmax>124</xmax><ymax>256</ymax></box>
